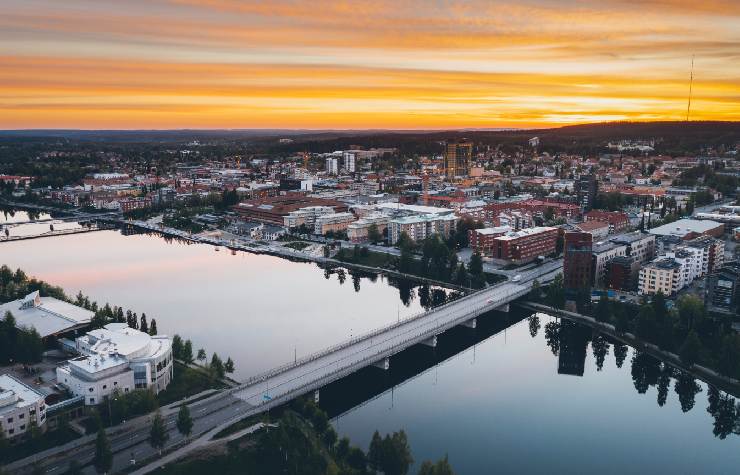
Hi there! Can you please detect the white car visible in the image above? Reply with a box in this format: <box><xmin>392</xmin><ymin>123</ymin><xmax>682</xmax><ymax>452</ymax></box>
<box><xmin>512</xmin><ymin>275</ymin><xmax>522</xmax><ymax>282</ymax></box>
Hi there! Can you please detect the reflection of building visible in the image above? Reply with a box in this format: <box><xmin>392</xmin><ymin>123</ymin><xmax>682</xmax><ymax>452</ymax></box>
<box><xmin>57</xmin><ymin>323</ymin><xmax>173</xmax><ymax>406</ymax></box>
<box><xmin>0</xmin><ymin>374</ymin><xmax>47</xmax><ymax>440</ymax></box>
<box><xmin>444</xmin><ymin>141</ymin><xmax>473</xmax><ymax>178</ymax></box>
<box><xmin>563</xmin><ymin>232</ymin><xmax>593</xmax><ymax>292</ymax></box>
<box><xmin>576</xmin><ymin>174</ymin><xmax>597</xmax><ymax>211</ymax></box>
<box><xmin>706</xmin><ymin>261</ymin><xmax>740</xmax><ymax>315</ymax></box>
<box><xmin>557</xmin><ymin>321</ymin><xmax>589</xmax><ymax>377</ymax></box>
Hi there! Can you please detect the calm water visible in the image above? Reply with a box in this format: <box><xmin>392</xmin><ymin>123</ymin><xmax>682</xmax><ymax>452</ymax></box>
<box><xmin>0</xmin><ymin>225</ymin><xmax>446</xmax><ymax>378</ymax></box>
<box><xmin>2</xmin><ymin>215</ymin><xmax>739</xmax><ymax>473</ymax></box>
<box><xmin>328</xmin><ymin>311</ymin><xmax>740</xmax><ymax>474</ymax></box>
<box><xmin>1</xmin><ymin>209</ymin><xmax>83</xmax><ymax>237</ymax></box>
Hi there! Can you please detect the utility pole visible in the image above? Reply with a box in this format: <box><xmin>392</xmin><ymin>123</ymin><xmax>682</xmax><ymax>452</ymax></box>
<box><xmin>686</xmin><ymin>54</ymin><xmax>694</xmax><ymax>122</ymax></box>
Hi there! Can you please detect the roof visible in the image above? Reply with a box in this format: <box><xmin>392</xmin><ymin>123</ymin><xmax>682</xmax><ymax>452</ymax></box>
<box><xmin>493</xmin><ymin>226</ymin><xmax>557</xmax><ymax>241</ymax></box>
<box><xmin>475</xmin><ymin>226</ymin><xmax>512</xmax><ymax>235</ymax></box>
<box><xmin>0</xmin><ymin>292</ymin><xmax>94</xmax><ymax>338</ymax></box>
<box><xmin>575</xmin><ymin>221</ymin><xmax>609</xmax><ymax>232</ymax></box>
<box><xmin>0</xmin><ymin>374</ymin><xmax>45</xmax><ymax>416</ymax></box>
<box><xmin>648</xmin><ymin>218</ymin><xmax>724</xmax><ymax>237</ymax></box>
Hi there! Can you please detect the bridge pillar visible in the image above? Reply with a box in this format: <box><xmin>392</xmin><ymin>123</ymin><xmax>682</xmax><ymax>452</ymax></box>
<box><xmin>372</xmin><ymin>357</ymin><xmax>390</xmax><ymax>370</ymax></box>
<box><xmin>314</xmin><ymin>389</ymin><xmax>320</xmax><ymax>403</ymax></box>
<box><xmin>461</xmin><ymin>318</ymin><xmax>477</xmax><ymax>329</ymax></box>
<box><xmin>496</xmin><ymin>303</ymin><xmax>510</xmax><ymax>313</ymax></box>
<box><xmin>420</xmin><ymin>335</ymin><xmax>437</xmax><ymax>348</ymax></box>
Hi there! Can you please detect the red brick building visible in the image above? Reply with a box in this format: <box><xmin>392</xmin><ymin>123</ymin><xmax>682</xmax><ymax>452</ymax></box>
<box><xmin>468</xmin><ymin>226</ymin><xmax>512</xmax><ymax>257</ymax></box>
<box><xmin>460</xmin><ymin>199</ymin><xmax>581</xmax><ymax>225</ymax></box>
<box><xmin>232</xmin><ymin>193</ymin><xmax>348</xmax><ymax>225</ymax></box>
<box><xmin>584</xmin><ymin>210</ymin><xmax>630</xmax><ymax>234</ymax></box>
<box><xmin>563</xmin><ymin>231</ymin><xmax>593</xmax><ymax>291</ymax></box>
<box><xmin>487</xmin><ymin>226</ymin><xmax>558</xmax><ymax>264</ymax></box>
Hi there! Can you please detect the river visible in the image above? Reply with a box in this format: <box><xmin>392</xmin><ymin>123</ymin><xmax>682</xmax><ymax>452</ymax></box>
<box><xmin>1</xmin><ymin>211</ymin><xmax>739</xmax><ymax>474</ymax></box>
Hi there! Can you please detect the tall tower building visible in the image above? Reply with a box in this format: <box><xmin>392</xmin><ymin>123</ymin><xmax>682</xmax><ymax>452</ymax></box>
<box><xmin>444</xmin><ymin>141</ymin><xmax>473</xmax><ymax>178</ymax></box>
<box><xmin>342</xmin><ymin>151</ymin><xmax>357</xmax><ymax>173</ymax></box>
<box><xmin>576</xmin><ymin>174</ymin><xmax>598</xmax><ymax>211</ymax></box>
<box><xmin>563</xmin><ymin>231</ymin><xmax>594</xmax><ymax>293</ymax></box>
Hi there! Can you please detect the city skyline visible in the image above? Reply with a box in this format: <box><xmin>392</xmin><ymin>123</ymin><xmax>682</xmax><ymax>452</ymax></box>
<box><xmin>2</xmin><ymin>0</ymin><xmax>740</xmax><ymax>129</ymax></box>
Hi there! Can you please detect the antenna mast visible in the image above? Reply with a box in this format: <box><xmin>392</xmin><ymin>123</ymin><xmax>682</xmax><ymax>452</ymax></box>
<box><xmin>686</xmin><ymin>55</ymin><xmax>694</xmax><ymax>122</ymax></box>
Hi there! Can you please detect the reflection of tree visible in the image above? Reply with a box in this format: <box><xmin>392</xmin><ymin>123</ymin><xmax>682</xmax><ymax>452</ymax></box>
<box><xmin>418</xmin><ymin>285</ymin><xmax>431</xmax><ymax>310</ymax></box>
<box><xmin>630</xmin><ymin>351</ymin><xmax>661</xmax><ymax>394</ymax></box>
<box><xmin>674</xmin><ymin>372</ymin><xmax>702</xmax><ymax>413</ymax></box>
<box><xmin>398</xmin><ymin>281</ymin><xmax>415</xmax><ymax>307</ymax></box>
<box><xmin>706</xmin><ymin>386</ymin><xmax>740</xmax><ymax>439</ymax></box>
<box><xmin>528</xmin><ymin>315</ymin><xmax>541</xmax><ymax>338</ymax></box>
<box><xmin>351</xmin><ymin>273</ymin><xmax>361</xmax><ymax>292</ymax></box>
<box><xmin>544</xmin><ymin>321</ymin><xmax>561</xmax><ymax>356</ymax></box>
<box><xmin>613</xmin><ymin>342</ymin><xmax>628</xmax><ymax>369</ymax></box>
<box><xmin>657</xmin><ymin>364</ymin><xmax>673</xmax><ymax>407</ymax></box>
<box><xmin>591</xmin><ymin>334</ymin><xmax>610</xmax><ymax>372</ymax></box>
<box><xmin>324</xmin><ymin>268</ymin><xmax>332</xmax><ymax>280</ymax></box>
<box><xmin>336</xmin><ymin>268</ymin><xmax>346</xmax><ymax>285</ymax></box>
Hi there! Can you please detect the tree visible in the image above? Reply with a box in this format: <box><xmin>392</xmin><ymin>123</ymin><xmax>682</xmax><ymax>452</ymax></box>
<box><xmin>93</xmin><ymin>428</ymin><xmax>112</xmax><ymax>474</ymax></box>
<box><xmin>149</xmin><ymin>411</ymin><xmax>169</xmax><ymax>455</ymax></box>
<box><xmin>468</xmin><ymin>252</ymin><xmax>484</xmax><ymax>288</ymax></box>
<box><xmin>140</xmin><ymin>314</ymin><xmax>148</xmax><ymax>334</ymax></box>
<box><xmin>680</xmin><ymin>331</ymin><xmax>702</xmax><ymax>367</ymax></box>
<box><xmin>454</xmin><ymin>263</ymin><xmax>469</xmax><ymax>286</ymax></box>
<box><xmin>718</xmin><ymin>334</ymin><xmax>740</xmax><ymax>380</ymax></box>
<box><xmin>149</xmin><ymin>318</ymin><xmax>157</xmax><ymax>336</ymax></box>
<box><xmin>368</xmin><ymin>430</ymin><xmax>383</xmax><ymax>471</ymax></box>
<box><xmin>171</xmin><ymin>335</ymin><xmax>183</xmax><ymax>360</ymax></box>
<box><xmin>378</xmin><ymin>430</ymin><xmax>413</xmax><ymax>475</ymax></box>
<box><xmin>545</xmin><ymin>274</ymin><xmax>565</xmax><ymax>309</ymax></box>
<box><xmin>418</xmin><ymin>455</ymin><xmax>455</xmax><ymax>475</ymax></box>
<box><xmin>594</xmin><ymin>294</ymin><xmax>612</xmax><ymax>323</ymax></box>
<box><xmin>183</xmin><ymin>340</ymin><xmax>194</xmax><ymax>364</ymax></box>
<box><xmin>197</xmin><ymin>348</ymin><xmax>206</xmax><ymax>363</ymax></box>
<box><xmin>176</xmin><ymin>404</ymin><xmax>193</xmax><ymax>439</ymax></box>
<box><xmin>224</xmin><ymin>357</ymin><xmax>235</xmax><ymax>374</ymax></box>
<box><xmin>210</xmin><ymin>353</ymin><xmax>225</xmax><ymax>379</ymax></box>
<box><xmin>368</xmin><ymin>223</ymin><xmax>382</xmax><ymax>243</ymax></box>
<box><xmin>676</xmin><ymin>295</ymin><xmax>705</xmax><ymax>331</ymax></box>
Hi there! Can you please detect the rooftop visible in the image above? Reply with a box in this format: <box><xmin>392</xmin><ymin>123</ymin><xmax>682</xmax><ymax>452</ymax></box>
<box><xmin>649</xmin><ymin>219</ymin><xmax>723</xmax><ymax>237</ymax></box>
<box><xmin>494</xmin><ymin>226</ymin><xmax>556</xmax><ymax>241</ymax></box>
<box><xmin>0</xmin><ymin>374</ymin><xmax>45</xmax><ymax>416</ymax></box>
<box><xmin>0</xmin><ymin>291</ymin><xmax>94</xmax><ymax>338</ymax></box>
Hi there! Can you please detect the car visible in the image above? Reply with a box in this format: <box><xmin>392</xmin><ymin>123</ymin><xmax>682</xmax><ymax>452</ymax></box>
<box><xmin>512</xmin><ymin>275</ymin><xmax>521</xmax><ymax>282</ymax></box>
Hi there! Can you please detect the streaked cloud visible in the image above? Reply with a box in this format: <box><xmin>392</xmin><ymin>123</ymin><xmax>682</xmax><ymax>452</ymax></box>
<box><xmin>1</xmin><ymin>0</ymin><xmax>738</xmax><ymax>128</ymax></box>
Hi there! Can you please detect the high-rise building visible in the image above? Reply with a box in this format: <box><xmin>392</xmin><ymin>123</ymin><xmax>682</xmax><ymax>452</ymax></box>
<box><xmin>705</xmin><ymin>261</ymin><xmax>740</xmax><ymax>315</ymax></box>
<box><xmin>576</xmin><ymin>174</ymin><xmax>598</xmax><ymax>211</ymax></box>
<box><xmin>325</xmin><ymin>157</ymin><xmax>339</xmax><ymax>175</ymax></box>
<box><xmin>563</xmin><ymin>231</ymin><xmax>593</xmax><ymax>292</ymax></box>
<box><xmin>444</xmin><ymin>141</ymin><xmax>473</xmax><ymax>178</ymax></box>
<box><xmin>342</xmin><ymin>151</ymin><xmax>357</xmax><ymax>173</ymax></box>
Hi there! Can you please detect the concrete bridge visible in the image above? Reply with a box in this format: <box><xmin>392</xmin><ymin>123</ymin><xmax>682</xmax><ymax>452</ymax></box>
<box><xmin>231</xmin><ymin>260</ymin><xmax>562</xmax><ymax>409</ymax></box>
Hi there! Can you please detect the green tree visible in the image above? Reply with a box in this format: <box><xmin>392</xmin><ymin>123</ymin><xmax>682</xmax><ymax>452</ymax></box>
<box><xmin>183</xmin><ymin>340</ymin><xmax>194</xmax><ymax>364</ymax></box>
<box><xmin>680</xmin><ymin>331</ymin><xmax>702</xmax><ymax>367</ymax></box>
<box><xmin>149</xmin><ymin>410</ymin><xmax>169</xmax><ymax>455</ymax></box>
<box><xmin>149</xmin><ymin>318</ymin><xmax>157</xmax><ymax>336</ymax></box>
<box><xmin>545</xmin><ymin>274</ymin><xmax>565</xmax><ymax>309</ymax></box>
<box><xmin>718</xmin><ymin>334</ymin><xmax>740</xmax><ymax>379</ymax></box>
<box><xmin>93</xmin><ymin>428</ymin><xmax>112</xmax><ymax>474</ymax></box>
<box><xmin>210</xmin><ymin>353</ymin><xmax>225</xmax><ymax>379</ymax></box>
<box><xmin>140</xmin><ymin>314</ymin><xmax>149</xmax><ymax>334</ymax></box>
<box><xmin>197</xmin><ymin>348</ymin><xmax>207</xmax><ymax>363</ymax></box>
<box><xmin>418</xmin><ymin>455</ymin><xmax>455</xmax><ymax>475</ymax></box>
<box><xmin>594</xmin><ymin>294</ymin><xmax>612</xmax><ymax>323</ymax></box>
<box><xmin>368</xmin><ymin>430</ymin><xmax>383</xmax><ymax>471</ymax></box>
<box><xmin>171</xmin><ymin>335</ymin><xmax>183</xmax><ymax>360</ymax></box>
<box><xmin>454</xmin><ymin>263</ymin><xmax>469</xmax><ymax>286</ymax></box>
<box><xmin>176</xmin><ymin>404</ymin><xmax>193</xmax><ymax>439</ymax></box>
<box><xmin>676</xmin><ymin>295</ymin><xmax>705</xmax><ymax>331</ymax></box>
<box><xmin>379</xmin><ymin>430</ymin><xmax>414</xmax><ymax>475</ymax></box>
<box><xmin>368</xmin><ymin>223</ymin><xmax>382</xmax><ymax>243</ymax></box>
<box><xmin>224</xmin><ymin>357</ymin><xmax>235</xmax><ymax>374</ymax></box>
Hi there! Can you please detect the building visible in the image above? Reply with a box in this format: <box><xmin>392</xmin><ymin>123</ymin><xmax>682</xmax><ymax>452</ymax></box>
<box><xmin>314</xmin><ymin>212</ymin><xmax>356</xmax><ymax>235</ymax></box>
<box><xmin>576</xmin><ymin>174</ymin><xmax>598</xmax><ymax>211</ymax></box>
<box><xmin>325</xmin><ymin>157</ymin><xmax>339</xmax><ymax>175</ymax></box>
<box><xmin>284</xmin><ymin>206</ymin><xmax>336</xmax><ymax>230</ymax></box>
<box><xmin>488</xmin><ymin>227</ymin><xmax>558</xmax><ymax>265</ymax></box>
<box><xmin>444</xmin><ymin>141</ymin><xmax>473</xmax><ymax>178</ymax></box>
<box><xmin>388</xmin><ymin>214</ymin><xmax>457</xmax><ymax>244</ymax></box>
<box><xmin>0</xmin><ymin>291</ymin><xmax>93</xmax><ymax>339</ymax></box>
<box><xmin>610</xmin><ymin>232</ymin><xmax>655</xmax><ymax>263</ymax></box>
<box><xmin>705</xmin><ymin>261</ymin><xmax>740</xmax><ymax>315</ymax></box>
<box><xmin>684</xmin><ymin>235</ymin><xmax>725</xmax><ymax>275</ymax></box>
<box><xmin>563</xmin><ymin>232</ymin><xmax>593</xmax><ymax>292</ymax></box>
<box><xmin>57</xmin><ymin>323</ymin><xmax>173</xmax><ymax>406</ymax></box>
<box><xmin>119</xmin><ymin>197</ymin><xmax>152</xmax><ymax>213</ymax></box>
<box><xmin>468</xmin><ymin>226</ymin><xmax>513</xmax><ymax>257</ymax></box>
<box><xmin>638</xmin><ymin>258</ymin><xmax>682</xmax><ymax>296</ymax></box>
<box><xmin>233</xmin><ymin>194</ymin><xmax>348</xmax><ymax>225</ymax></box>
<box><xmin>591</xmin><ymin>242</ymin><xmax>627</xmax><ymax>288</ymax></box>
<box><xmin>584</xmin><ymin>210</ymin><xmax>630</xmax><ymax>234</ymax></box>
<box><xmin>648</xmin><ymin>218</ymin><xmax>725</xmax><ymax>240</ymax></box>
<box><xmin>666</xmin><ymin>248</ymin><xmax>703</xmax><ymax>289</ymax></box>
<box><xmin>606</xmin><ymin>255</ymin><xmax>641</xmax><ymax>291</ymax></box>
<box><xmin>347</xmin><ymin>213</ymin><xmax>390</xmax><ymax>243</ymax></box>
<box><xmin>574</xmin><ymin>220</ymin><xmax>609</xmax><ymax>240</ymax></box>
<box><xmin>0</xmin><ymin>374</ymin><xmax>47</xmax><ymax>440</ymax></box>
<box><xmin>342</xmin><ymin>151</ymin><xmax>357</xmax><ymax>173</ymax></box>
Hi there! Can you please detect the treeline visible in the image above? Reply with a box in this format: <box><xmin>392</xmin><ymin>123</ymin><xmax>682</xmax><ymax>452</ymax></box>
<box><xmin>0</xmin><ymin>311</ymin><xmax>44</xmax><ymax>364</ymax></box>
<box><xmin>397</xmin><ymin>228</ymin><xmax>486</xmax><ymax>289</ymax></box>
<box><xmin>675</xmin><ymin>164</ymin><xmax>739</xmax><ymax>196</ymax></box>
<box><xmin>535</xmin><ymin>277</ymin><xmax>740</xmax><ymax>382</ymax></box>
<box><xmin>171</xmin><ymin>334</ymin><xmax>235</xmax><ymax>379</ymax></box>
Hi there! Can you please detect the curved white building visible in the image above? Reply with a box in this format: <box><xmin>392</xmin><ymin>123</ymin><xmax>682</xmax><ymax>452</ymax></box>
<box><xmin>57</xmin><ymin>323</ymin><xmax>173</xmax><ymax>405</ymax></box>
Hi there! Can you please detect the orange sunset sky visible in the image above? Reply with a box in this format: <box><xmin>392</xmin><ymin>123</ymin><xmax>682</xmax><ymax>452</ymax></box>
<box><xmin>2</xmin><ymin>0</ymin><xmax>739</xmax><ymax>129</ymax></box>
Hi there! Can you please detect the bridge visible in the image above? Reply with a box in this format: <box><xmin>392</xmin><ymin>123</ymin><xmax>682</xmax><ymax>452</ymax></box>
<box><xmin>229</xmin><ymin>260</ymin><xmax>562</xmax><ymax>410</ymax></box>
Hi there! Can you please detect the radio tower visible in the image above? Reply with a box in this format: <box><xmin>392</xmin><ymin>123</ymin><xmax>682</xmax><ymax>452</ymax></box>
<box><xmin>686</xmin><ymin>55</ymin><xmax>694</xmax><ymax>122</ymax></box>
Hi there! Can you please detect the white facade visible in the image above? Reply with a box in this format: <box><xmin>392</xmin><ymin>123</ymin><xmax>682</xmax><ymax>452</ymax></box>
<box><xmin>314</xmin><ymin>212</ymin><xmax>356</xmax><ymax>235</ymax></box>
<box><xmin>325</xmin><ymin>158</ymin><xmax>339</xmax><ymax>175</ymax></box>
<box><xmin>342</xmin><ymin>151</ymin><xmax>357</xmax><ymax>173</ymax></box>
<box><xmin>283</xmin><ymin>206</ymin><xmax>336</xmax><ymax>229</ymax></box>
<box><xmin>638</xmin><ymin>258</ymin><xmax>682</xmax><ymax>296</ymax></box>
<box><xmin>592</xmin><ymin>243</ymin><xmax>627</xmax><ymax>287</ymax></box>
<box><xmin>0</xmin><ymin>374</ymin><xmax>47</xmax><ymax>439</ymax></box>
<box><xmin>57</xmin><ymin>324</ymin><xmax>173</xmax><ymax>405</ymax></box>
<box><xmin>389</xmin><ymin>214</ymin><xmax>457</xmax><ymax>244</ymax></box>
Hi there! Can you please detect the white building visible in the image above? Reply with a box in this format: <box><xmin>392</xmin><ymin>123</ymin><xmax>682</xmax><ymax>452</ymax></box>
<box><xmin>0</xmin><ymin>291</ymin><xmax>93</xmax><ymax>339</ymax></box>
<box><xmin>0</xmin><ymin>374</ymin><xmax>47</xmax><ymax>440</ymax></box>
<box><xmin>388</xmin><ymin>214</ymin><xmax>457</xmax><ymax>244</ymax></box>
<box><xmin>638</xmin><ymin>258</ymin><xmax>683</xmax><ymax>296</ymax></box>
<box><xmin>342</xmin><ymin>151</ymin><xmax>357</xmax><ymax>173</ymax></box>
<box><xmin>592</xmin><ymin>242</ymin><xmax>627</xmax><ymax>287</ymax></box>
<box><xmin>325</xmin><ymin>158</ymin><xmax>339</xmax><ymax>175</ymax></box>
<box><xmin>314</xmin><ymin>212</ymin><xmax>356</xmax><ymax>235</ymax></box>
<box><xmin>57</xmin><ymin>323</ymin><xmax>173</xmax><ymax>406</ymax></box>
<box><xmin>347</xmin><ymin>213</ymin><xmax>391</xmax><ymax>243</ymax></box>
<box><xmin>283</xmin><ymin>206</ymin><xmax>336</xmax><ymax>230</ymax></box>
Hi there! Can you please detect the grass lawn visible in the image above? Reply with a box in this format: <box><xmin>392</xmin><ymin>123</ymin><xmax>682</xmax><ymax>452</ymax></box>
<box><xmin>336</xmin><ymin>248</ymin><xmax>394</xmax><ymax>268</ymax></box>
<box><xmin>157</xmin><ymin>362</ymin><xmax>226</xmax><ymax>406</ymax></box>
<box><xmin>283</xmin><ymin>241</ymin><xmax>311</xmax><ymax>251</ymax></box>
<box><xmin>0</xmin><ymin>426</ymin><xmax>81</xmax><ymax>464</ymax></box>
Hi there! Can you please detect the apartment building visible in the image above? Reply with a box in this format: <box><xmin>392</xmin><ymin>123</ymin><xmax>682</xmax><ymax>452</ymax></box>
<box><xmin>388</xmin><ymin>214</ymin><xmax>457</xmax><ymax>244</ymax></box>
<box><xmin>488</xmin><ymin>226</ymin><xmax>558</xmax><ymax>265</ymax></box>
<box><xmin>0</xmin><ymin>374</ymin><xmax>47</xmax><ymax>440</ymax></box>
<box><xmin>314</xmin><ymin>212</ymin><xmax>356</xmax><ymax>235</ymax></box>
<box><xmin>638</xmin><ymin>258</ymin><xmax>682</xmax><ymax>296</ymax></box>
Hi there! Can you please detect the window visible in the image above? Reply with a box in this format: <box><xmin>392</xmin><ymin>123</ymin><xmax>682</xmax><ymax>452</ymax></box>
<box><xmin>103</xmin><ymin>385</ymin><xmax>107</xmax><ymax>390</ymax></box>
<box><xmin>88</xmin><ymin>387</ymin><xmax>94</xmax><ymax>393</ymax></box>
<box><xmin>19</xmin><ymin>414</ymin><xmax>24</xmax><ymax>420</ymax></box>
<box><xmin>89</xmin><ymin>398</ymin><xmax>95</xmax><ymax>404</ymax></box>
<box><xmin>7</xmin><ymin>417</ymin><xmax>12</xmax><ymax>423</ymax></box>
<box><xmin>20</xmin><ymin>425</ymin><xmax>25</xmax><ymax>431</ymax></box>
<box><xmin>8</xmin><ymin>429</ymin><xmax>13</xmax><ymax>435</ymax></box>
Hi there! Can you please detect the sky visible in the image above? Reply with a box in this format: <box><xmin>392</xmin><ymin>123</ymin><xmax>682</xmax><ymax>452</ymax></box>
<box><xmin>1</xmin><ymin>0</ymin><xmax>739</xmax><ymax>129</ymax></box>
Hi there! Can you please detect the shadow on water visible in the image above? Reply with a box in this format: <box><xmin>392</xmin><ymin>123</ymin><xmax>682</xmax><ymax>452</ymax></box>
<box><xmin>318</xmin><ymin>308</ymin><xmax>525</xmax><ymax>419</ymax></box>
